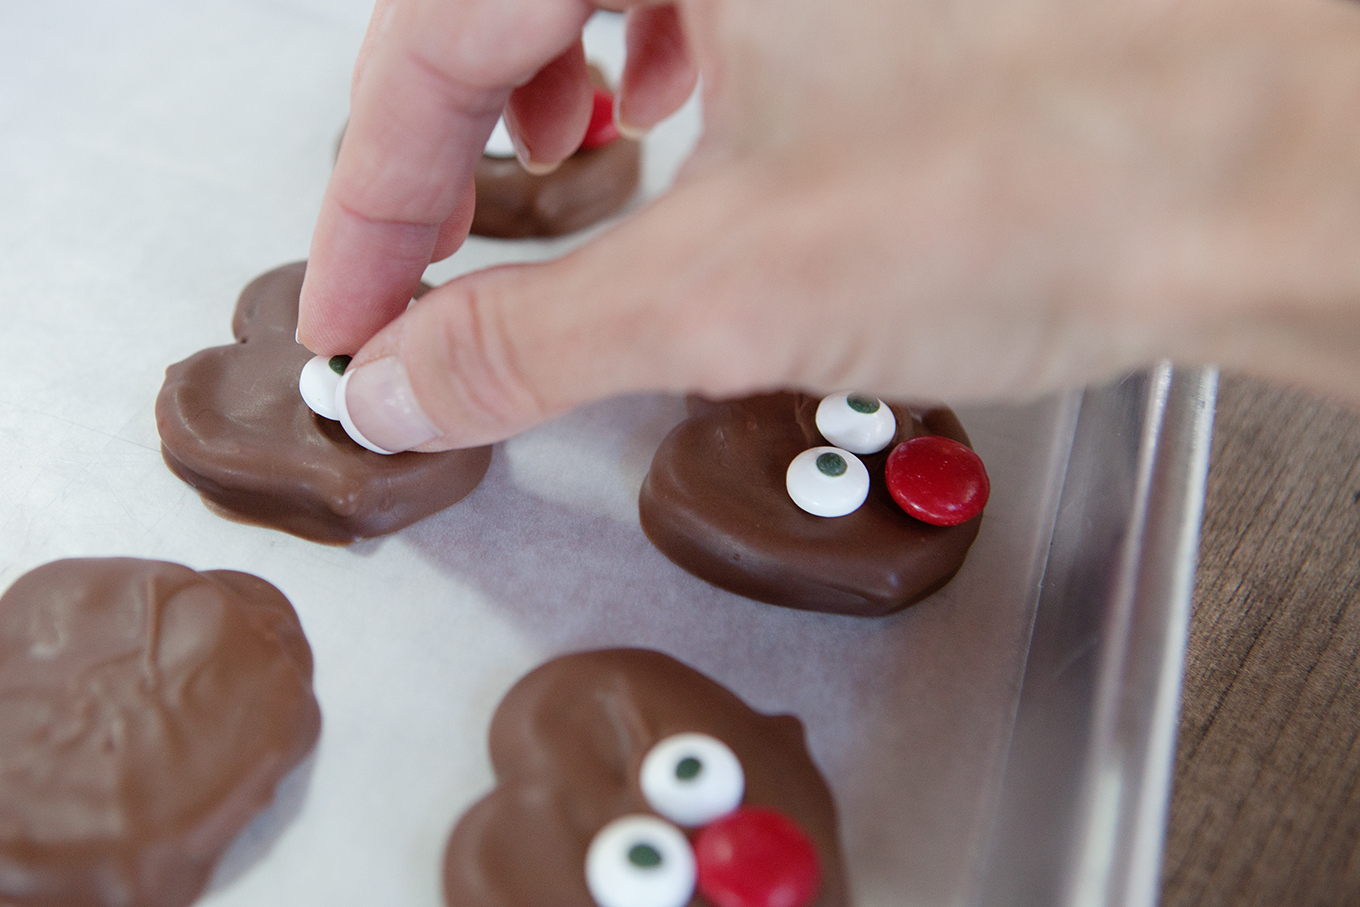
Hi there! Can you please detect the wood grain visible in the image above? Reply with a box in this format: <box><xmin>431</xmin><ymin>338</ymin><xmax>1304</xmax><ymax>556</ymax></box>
<box><xmin>1161</xmin><ymin>374</ymin><xmax>1360</xmax><ymax>906</ymax></box>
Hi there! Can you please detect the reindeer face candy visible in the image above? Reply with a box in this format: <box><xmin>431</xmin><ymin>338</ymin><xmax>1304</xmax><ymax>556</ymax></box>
<box><xmin>639</xmin><ymin>393</ymin><xmax>988</xmax><ymax>617</ymax></box>
<box><xmin>442</xmin><ymin>648</ymin><xmax>848</xmax><ymax>907</ymax></box>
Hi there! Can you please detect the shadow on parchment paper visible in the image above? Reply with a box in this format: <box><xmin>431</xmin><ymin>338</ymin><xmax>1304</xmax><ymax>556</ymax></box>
<box><xmin>204</xmin><ymin>752</ymin><xmax>317</xmax><ymax>896</ymax></box>
<box><xmin>395</xmin><ymin>395</ymin><xmax>1024</xmax><ymax>906</ymax></box>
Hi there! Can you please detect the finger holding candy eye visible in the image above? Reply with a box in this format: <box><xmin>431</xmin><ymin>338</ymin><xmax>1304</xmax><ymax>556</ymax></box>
<box><xmin>298</xmin><ymin>354</ymin><xmax>351</xmax><ymax>421</ymax></box>
<box><xmin>814</xmin><ymin>393</ymin><xmax>896</xmax><ymax>454</ymax></box>
<box><xmin>786</xmin><ymin>447</ymin><xmax>870</xmax><ymax>517</ymax></box>
<box><xmin>299</xmin><ymin>352</ymin><xmax>400</xmax><ymax>454</ymax></box>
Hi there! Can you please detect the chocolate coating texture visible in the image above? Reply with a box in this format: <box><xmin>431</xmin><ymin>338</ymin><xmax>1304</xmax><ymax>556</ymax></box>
<box><xmin>470</xmin><ymin>138</ymin><xmax>640</xmax><ymax>239</ymax></box>
<box><xmin>156</xmin><ymin>262</ymin><xmax>492</xmax><ymax>543</ymax></box>
<box><xmin>639</xmin><ymin>393</ymin><xmax>983</xmax><ymax>617</ymax></box>
<box><xmin>0</xmin><ymin>558</ymin><xmax>320</xmax><ymax>907</ymax></box>
<box><xmin>443</xmin><ymin>648</ymin><xmax>847</xmax><ymax>907</ymax></box>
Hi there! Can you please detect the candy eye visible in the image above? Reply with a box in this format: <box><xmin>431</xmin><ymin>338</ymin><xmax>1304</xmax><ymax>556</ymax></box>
<box><xmin>299</xmin><ymin>354</ymin><xmax>351</xmax><ymax>421</ymax></box>
<box><xmin>640</xmin><ymin>733</ymin><xmax>745</xmax><ymax>827</ymax></box>
<box><xmin>585</xmin><ymin>815</ymin><xmax>696</xmax><ymax>907</ymax></box>
<box><xmin>815</xmin><ymin>392</ymin><xmax>896</xmax><ymax>454</ymax></box>
<box><xmin>786</xmin><ymin>447</ymin><xmax>870</xmax><ymax>517</ymax></box>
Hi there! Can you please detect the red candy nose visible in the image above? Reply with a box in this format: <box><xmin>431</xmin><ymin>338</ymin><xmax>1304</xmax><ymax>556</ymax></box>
<box><xmin>581</xmin><ymin>87</ymin><xmax>621</xmax><ymax>150</ymax></box>
<box><xmin>884</xmin><ymin>435</ymin><xmax>990</xmax><ymax>526</ymax></box>
<box><xmin>693</xmin><ymin>807</ymin><xmax>821</xmax><ymax>907</ymax></box>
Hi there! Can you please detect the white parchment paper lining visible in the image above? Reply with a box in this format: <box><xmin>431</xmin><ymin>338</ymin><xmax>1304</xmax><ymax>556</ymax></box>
<box><xmin>0</xmin><ymin>4</ymin><xmax>1079</xmax><ymax>905</ymax></box>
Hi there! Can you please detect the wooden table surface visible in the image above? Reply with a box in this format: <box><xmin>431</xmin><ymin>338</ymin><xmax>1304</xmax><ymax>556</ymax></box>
<box><xmin>1160</xmin><ymin>374</ymin><xmax>1360</xmax><ymax>906</ymax></box>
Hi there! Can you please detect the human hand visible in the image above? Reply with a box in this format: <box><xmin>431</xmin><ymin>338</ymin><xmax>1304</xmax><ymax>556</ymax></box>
<box><xmin>299</xmin><ymin>0</ymin><xmax>1360</xmax><ymax>453</ymax></box>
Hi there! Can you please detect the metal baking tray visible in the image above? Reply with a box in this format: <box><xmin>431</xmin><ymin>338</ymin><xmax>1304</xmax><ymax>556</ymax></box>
<box><xmin>977</xmin><ymin>365</ymin><xmax>1217</xmax><ymax>907</ymax></box>
<box><xmin>0</xmin><ymin>4</ymin><xmax>1215</xmax><ymax>906</ymax></box>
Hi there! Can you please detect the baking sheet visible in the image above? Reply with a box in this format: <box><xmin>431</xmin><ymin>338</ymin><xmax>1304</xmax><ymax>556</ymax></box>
<box><xmin>978</xmin><ymin>365</ymin><xmax>1215</xmax><ymax>907</ymax></box>
<box><xmin>2</xmin><ymin>4</ymin><xmax>1112</xmax><ymax>905</ymax></box>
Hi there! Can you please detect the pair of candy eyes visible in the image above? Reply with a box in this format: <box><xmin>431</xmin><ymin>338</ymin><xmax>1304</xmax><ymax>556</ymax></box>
<box><xmin>786</xmin><ymin>392</ymin><xmax>897</xmax><ymax>520</ymax></box>
<box><xmin>784</xmin><ymin>393</ymin><xmax>891</xmax><ymax>518</ymax></box>
<box><xmin>787</xmin><ymin>393</ymin><xmax>990</xmax><ymax>524</ymax></box>
<box><xmin>586</xmin><ymin>733</ymin><xmax>745</xmax><ymax>907</ymax></box>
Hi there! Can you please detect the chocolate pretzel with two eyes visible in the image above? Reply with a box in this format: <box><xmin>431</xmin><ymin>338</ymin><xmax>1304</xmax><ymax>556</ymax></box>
<box><xmin>638</xmin><ymin>392</ymin><xmax>988</xmax><ymax>618</ymax></box>
<box><xmin>442</xmin><ymin>648</ymin><xmax>848</xmax><ymax>907</ymax></box>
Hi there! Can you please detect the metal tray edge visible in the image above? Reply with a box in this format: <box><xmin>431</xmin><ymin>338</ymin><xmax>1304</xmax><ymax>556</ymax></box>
<box><xmin>974</xmin><ymin>363</ymin><xmax>1218</xmax><ymax>907</ymax></box>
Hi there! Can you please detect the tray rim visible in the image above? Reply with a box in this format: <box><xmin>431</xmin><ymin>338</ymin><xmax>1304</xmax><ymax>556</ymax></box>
<box><xmin>975</xmin><ymin>363</ymin><xmax>1218</xmax><ymax>907</ymax></box>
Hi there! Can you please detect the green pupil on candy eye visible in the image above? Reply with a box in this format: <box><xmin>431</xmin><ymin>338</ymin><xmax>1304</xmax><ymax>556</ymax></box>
<box><xmin>817</xmin><ymin>452</ymin><xmax>848</xmax><ymax>477</ymax></box>
<box><xmin>847</xmin><ymin>394</ymin><xmax>880</xmax><ymax>414</ymax></box>
<box><xmin>628</xmin><ymin>843</ymin><xmax>663</xmax><ymax>868</ymax></box>
<box><xmin>675</xmin><ymin>756</ymin><xmax>703</xmax><ymax>780</ymax></box>
<box><xmin>328</xmin><ymin>355</ymin><xmax>352</xmax><ymax>375</ymax></box>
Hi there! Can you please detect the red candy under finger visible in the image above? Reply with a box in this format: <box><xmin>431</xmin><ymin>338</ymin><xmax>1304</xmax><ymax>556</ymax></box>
<box><xmin>885</xmin><ymin>435</ymin><xmax>990</xmax><ymax>526</ymax></box>
<box><xmin>581</xmin><ymin>87</ymin><xmax>621</xmax><ymax>149</ymax></box>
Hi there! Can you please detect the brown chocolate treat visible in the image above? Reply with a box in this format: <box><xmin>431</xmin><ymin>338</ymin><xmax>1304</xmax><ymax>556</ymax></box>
<box><xmin>470</xmin><ymin>68</ymin><xmax>640</xmax><ymax>239</ymax></box>
<box><xmin>0</xmin><ymin>558</ymin><xmax>321</xmax><ymax>907</ymax></box>
<box><xmin>443</xmin><ymin>648</ymin><xmax>847</xmax><ymax>907</ymax></box>
<box><xmin>470</xmin><ymin>137</ymin><xmax>641</xmax><ymax>238</ymax></box>
<box><xmin>156</xmin><ymin>262</ymin><xmax>492</xmax><ymax>544</ymax></box>
<box><xmin>638</xmin><ymin>393</ymin><xmax>983</xmax><ymax>617</ymax></box>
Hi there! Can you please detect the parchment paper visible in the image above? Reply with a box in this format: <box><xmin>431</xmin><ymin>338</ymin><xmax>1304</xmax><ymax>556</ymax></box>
<box><xmin>0</xmin><ymin>4</ymin><xmax>1080</xmax><ymax>905</ymax></box>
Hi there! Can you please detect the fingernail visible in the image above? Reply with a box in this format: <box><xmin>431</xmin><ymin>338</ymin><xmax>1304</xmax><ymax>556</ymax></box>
<box><xmin>520</xmin><ymin>155</ymin><xmax>560</xmax><ymax>176</ymax></box>
<box><xmin>511</xmin><ymin>131</ymin><xmax>560</xmax><ymax>176</ymax></box>
<box><xmin>614</xmin><ymin>95</ymin><xmax>649</xmax><ymax>140</ymax></box>
<box><xmin>335</xmin><ymin>356</ymin><xmax>441</xmax><ymax>455</ymax></box>
<box><xmin>615</xmin><ymin>119</ymin><xmax>648</xmax><ymax>141</ymax></box>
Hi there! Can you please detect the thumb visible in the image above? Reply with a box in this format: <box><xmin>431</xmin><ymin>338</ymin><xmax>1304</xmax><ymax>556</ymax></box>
<box><xmin>334</xmin><ymin>166</ymin><xmax>814</xmax><ymax>452</ymax></box>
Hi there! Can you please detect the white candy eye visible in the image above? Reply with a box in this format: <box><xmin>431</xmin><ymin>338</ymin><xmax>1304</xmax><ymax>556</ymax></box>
<box><xmin>585</xmin><ymin>814</ymin><xmax>696</xmax><ymax>907</ymax></box>
<box><xmin>299</xmin><ymin>354</ymin><xmax>350</xmax><ymax>421</ymax></box>
<box><xmin>815</xmin><ymin>392</ymin><xmax>896</xmax><ymax>454</ymax></box>
<box><xmin>484</xmin><ymin>116</ymin><xmax>516</xmax><ymax>158</ymax></box>
<box><xmin>640</xmin><ymin>733</ymin><xmax>745</xmax><ymax>827</ymax></box>
<box><xmin>786</xmin><ymin>447</ymin><xmax>870</xmax><ymax>517</ymax></box>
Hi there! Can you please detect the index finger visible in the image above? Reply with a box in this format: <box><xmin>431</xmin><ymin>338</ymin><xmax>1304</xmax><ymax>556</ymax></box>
<box><xmin>298</xmin><ymin>0</ymin><xmax>601</xmax><ymax>355</ymax></box>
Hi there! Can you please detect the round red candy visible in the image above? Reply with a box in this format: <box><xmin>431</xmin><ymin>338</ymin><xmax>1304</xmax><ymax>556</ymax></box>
<box><xmin>580</xmin><ymin>87</ymin><xmax>621</xmax><ymax>150</ymax></box>
<box><xmin>884</xmin><ymin>435</ymin><xmax>990</xmax><ymax>526</ymax></box>
<box><xmin>694</xmin><ymin>807</ymin><xmax>821</xmax><ymax>907</ymax></box>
